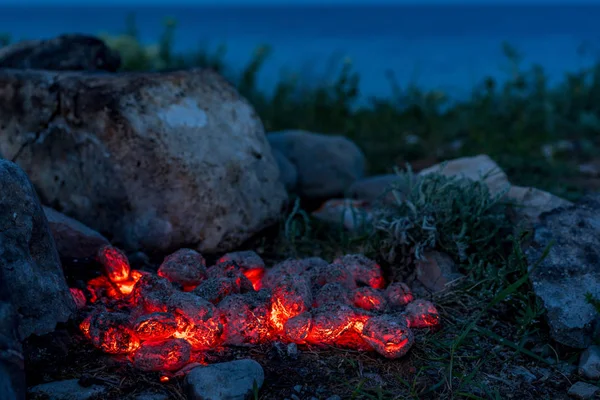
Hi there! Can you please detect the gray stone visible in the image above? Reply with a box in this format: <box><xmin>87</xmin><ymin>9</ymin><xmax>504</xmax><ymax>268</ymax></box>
<box><xmin>526</xmin><ymin>194</ymin><xmax>600</xmax><ymax>348</ymax></box>
<box><xmin>506</xmin><ymin>185</ymin><xmax>572</xmax><ymax>225</ymax></box>
<box><xmin>0</xmin><ymin>34</ymin><xmax>120</xmax><ymax>72</ymax></box>
<box><xmin>28</xmin><ymin>379</ymin><xmax>106</xmax><ymax>400</ymax></box>
<box><xmin>0</xmin><ymin>69</ymin><xmax>287</xmax><ymax>254</ymax></box>
<box><xmin>579</xmin><ymin>345</ymin><xmax>600</xmax><ymax>380</ymax></box>
<box><xmin>0</xmin><ymin>302</ymin><xmax>24</xmax><ymax>400</ymax></box>
<box><xmin>568</xmin><ymin>382</ymin><xmax>600</xmax><ymax>399</ymax></box>
<box><xmin>419</xmin><ymin>154</ymin><xmax>510</xmax><ymax>198</ymax></box>
<box><xmin>346</xmin><ymin>174</ymin><xmax>406</xmax><ymax>203</ymax></box>
<box><xmin>415</xmin><ymin>251</ymin><xmax>463</xmax><ymax>292</ymax></box>
<box><xmin>272</xmin><ymin>149</ymin><xmax>298</xmax><ymax>191</ymax></box>
<box><xmin>134</xmin><ymin>392</ymin><xmax>169</xmax><ymax>400</ymax></box>
<box><xmin>268</xmin><ymin>130</ymin><xmax>365</xmax><ymax>198</ymax></box>
<box><xmin>185</xmin><ymin>359</ymin><xmax>264</xmax><ymax>400</ymax></box>
<box><xmin>43</xmin><ymin>206</ymin><xmax>109</xmax><ymax>259</ymax></box>
<box><xmin>0</xmin><ymin>160</ymin><xmax>75</xmax><ymax>338</ymax></box>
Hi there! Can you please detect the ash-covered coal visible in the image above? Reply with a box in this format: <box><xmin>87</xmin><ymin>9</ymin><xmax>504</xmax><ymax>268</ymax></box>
<box><xmin>75</xmin><ymin>245</ymin><xmax>441</xmax><ymax>374</ymax></box>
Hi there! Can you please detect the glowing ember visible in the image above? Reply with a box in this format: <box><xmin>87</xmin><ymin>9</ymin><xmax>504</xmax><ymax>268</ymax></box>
<box><xmin>76</xmin><ymin>247</ymin><xmax>442</xmax><ymax>373</ymax></box>
<box><xmin>97</xmin><ymin>245</ymin><xmax>131</xmax><ymax>283</ymax></box>
<box><xmin>352</xmin><ymin>287</ymin><xmax>387</xmax><ymax>312</ymax></box>
<box><xmin>404</xmin><ymin>300</ymin><xmax>441</xmax><ymax>330</ymax></box>
<box><xmin>157</xmin><ymin>248</ymin><xmax>207</xmax><ymax>291</ymax></box>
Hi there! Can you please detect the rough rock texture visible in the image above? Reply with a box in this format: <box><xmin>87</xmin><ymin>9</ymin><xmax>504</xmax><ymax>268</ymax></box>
<box><xmin>272</xmin><ymin>149</ymin><xmax>298</xmax><ymax>191</ymax></box>
<box><xmin>0</xmin><ymin>34</ymin><xmax>120</xmax><ymax>72</ymax></box>
<box><xmin>415</xmin><ymin>251</ymin><xmax>463</xmax><ymax>292</ymax></box>
<box><xmin>526</xmin><ymin>194</ymin><xmax>600</xmax><ymax>348</ymax></box>
<box><xmin>419</xmin><ymin>154</ymin><xmax>510</xmax><ymax>197</ymax></box>
<box><xmin>568</xmin><ymin>382</ymin><xmax>600</xmax><ymax>400</ymax></box>
<box><xmin>346</xmin><ymin>174</ymin><xmax>406</xmax><ymax>203</ymax></box>
<box><xmin>0</xmin><ymin>69</ymin><xmax>287</xmax><ymax>254</ymax></box>
<box><xmin>184</xmin><ymin>359</ymin><xmax>264</xmax><ymax>400</ymax></box>
<box><xmin>0</xmin><ymin>160</ymin><xmax>75</xmax><ymax>338</ymax></box>
<box><xmin>267</xmin><ymin>130</ymin><xmax>365</xmax><ymax>198</ymax></box>
<box><xmin>28</xmin><ymin>379</ymin><xmax>106</xmax><ymax>400</ymax></box>
<box><xmin>506</xmin><ymin>185</ymin><xmax>572</xmax><ymax>224</ymax></box>
<box><xmin>579</xmin><ymin>345</ymin><xmax>600</xmax><ymax>380</ymax></box>
<box><xmin>0</xmin><ymin>302</ymin><xmax>24</xmax><ymax>400</ymax></box>
<box><xmin>43</xmin><ymin>206</ymin><xmax>109</xmax><ymax>260</ymax></box>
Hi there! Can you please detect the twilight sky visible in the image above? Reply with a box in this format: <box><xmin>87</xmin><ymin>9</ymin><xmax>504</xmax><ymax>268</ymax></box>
<box><xmin>0</xmin><ymin>0</ymin><xmax>591</xmax><ymax>5</ymax></box>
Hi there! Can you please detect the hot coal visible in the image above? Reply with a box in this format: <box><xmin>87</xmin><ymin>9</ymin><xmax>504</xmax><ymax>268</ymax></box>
<box><xmin>333</xmin><ymin>254</ymin><xmax>385</xmax><ymax>289</ymax></box>
<box><xmin>157</xmin><ymin>248</ymin><xmax>207</xmax><ymax>291</ymax></box>
<box><xmin>313</xmin><ymin>282</ymin><xmax>352</xmax><ymax>308</ymax></box>
<box><xmin>360</xmin><ymin>315</ymin><xmax>414</xmax><ymax>358</ymax></box>
<box><xmin>133</xmin><ymin>339</ymin><xmax>191</xmax><ymax>371</ymax></box>
<box><xmin>76</xmin><ymin>245</ymin><xmax>441</xmax><ymax>373</ymax></box>
<box><xmin>352</xmin><ymin>287</ymin><xmax>387</xmax><ymax>312</ymax></box>
<box><xmin>385</xmin><ymin>282</ymin><xmax>415</xmax><ymax>308</ymax></box>
<box><xmin>217</xmin><ymin>251</ymin><xmax>265</xmax><ymax>290</ymax></box>
<box><xmin>217</xmin><ymin>290</ymin><xmax>272</xmax><ymax>346</ymax></box>
<box><xmin>404</xmin><ymin>300</ymin><xmax>441</xmax><ymax>330</ymax></box>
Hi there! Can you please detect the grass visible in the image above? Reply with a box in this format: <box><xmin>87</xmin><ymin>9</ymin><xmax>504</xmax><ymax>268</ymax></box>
<box><xmin>7</xmin><ymin>13</ymin><xmax>599</xmax><ymax>399</ymax></box>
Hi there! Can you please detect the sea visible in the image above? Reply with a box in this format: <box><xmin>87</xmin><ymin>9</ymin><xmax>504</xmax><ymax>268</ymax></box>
<box><xmin>1</xmin><ymin>4</ymin><xmax>600</xmax><ymax>102</ymax></box>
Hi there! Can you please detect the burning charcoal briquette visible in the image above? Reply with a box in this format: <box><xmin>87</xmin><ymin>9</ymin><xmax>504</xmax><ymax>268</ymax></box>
<box><xmin>385</xmin><ymin>282</ymin><xmax>414</xmax><ymax>308</ymax></box>
<box><xmin>193</xmin><ymin>277</ymin><xmax>241</xmax><ymax>304</ymax></box>
<box><xmin>157</xmin><ymin>248</ymin><xmax>208</xmax><ymax>291</ymax></box>
<box><xmin>352</xmin><ymin>287</ymin><xmax>387</xmax><ymax>312</ymax></box>
<box><xmin>310</xmin><ymin>263</ymin><xmax>356</xmax><ymax>290</ymax></box>
<box><xmin>217</xmin><ymin>251</ymin><xmax>266</xmax><ymax>290</ymax></box>
<box><xmin>269</xmin><ymin>276</ymin><xmax>313</xmax><ymax>332</ymax></box>
<box><xmin>285</xmin><ymin>303</ymin><xmax>356</xmax><ymax>345</ymax></box>
<box><xmin>132</xmin><ymin>274</ymin><xmax>175</xmax><ymax>312</ymax></box>
<box><xmin>166</xmin><ymin>291</ymin><xmax>223</xmax><ymax>349</ymax></box>
<box><xmin>262</xmin><ymin>257</ymin><xmax>328</xmax><ymax>289</ymax></box>
<box><xmin>404</xmin><ymin>299</ymin><xmax>441</xmax><ymax>330</ymax></box>
<box><xmin>70</xmin><ymin>288</ymin><xmax>87</xmax><ymax>310</ymax></box>
<box><xmin>333</xmin><ymin>254</ymin><xmax>385</xmax><ymax>289</ymax></box>
<box><xmin>87</xmin><ymin>311</ymin><xmax>140</xmax><ymax>354</ymax></box>
<box><xmin>207</xmin><ymin>261</ymin><xmax>254</xmax><ymax>292</ymax></box>
<box><xmin>133</xmin><ymin>338</ymin><xmax>191</xmax><ymax>371</ymax></box>
<box><xmin>133</xmin><ymin>312</ymin><xmax>178</xmax><ymax>341</ymax></box>
<box><xmin>360</xmin><ymin>315</ymin><xmax>414</xmax><ymax>358</ymax></box>
<box><xmin>96</xmin><ymin>245</ymin><xmax>131</xmax><ymax>283</ymax></box>
<box><xmin>313</xmin><ymin>282</ymin><xmax>352</xmax><ymax>308</ymax></box>
<box><xmin>217</xmin><ymin>290</ymin><xmax>271</xmax><ymax>346</ymax></box>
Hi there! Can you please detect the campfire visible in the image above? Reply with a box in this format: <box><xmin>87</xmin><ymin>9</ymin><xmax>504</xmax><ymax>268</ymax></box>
<box><xmin>73</xmin><ymin>245</ymin><xmax>440</xmax><ymax>376</ymax></box>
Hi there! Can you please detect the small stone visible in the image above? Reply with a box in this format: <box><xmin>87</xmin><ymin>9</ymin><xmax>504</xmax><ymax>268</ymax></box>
<box><xmin>347</xmin><ymin>174</ymin><xmax>407</xmax><ymax>203</ymax></box>
<box><xmin>28</xmin><ymin>379</ymin><xmax>106</xmax><ymax>400</ymax></box>
<box><xmin>287</xmin><ymin>342</ymin><xmax>299</xmax><ymax>360</ymax></box>
<box><xmin>579</xmin><ymin>345</ymin><xmax>600</xmax><ymax>380</ymax></box>
<box><xmin>185</xmin><ymin>359</ymin><xmax>264</xmax><ymax>400</ymax></box>
<box><xmin>568</xmin><ymin>382</ymin><xmax>600</xmax><ymax>399</ymax></box>
<box><xmin>510</xmin><ymin>366</ymin><xmax>537</xmax><ymax>384</ymax></box>
<box><xmin>415</xmin><ymin>251</ymin><xmax>462</xmax><ymax>292</ymax></box>
<box><xmin>291</xmin><ymin>395</ymin><xmax>300</xmax><ymax>400</ymax></box>
<box><xmin>135</xmin><ymin>392</ymin><xmax>169</xmax><ymax>400</ymax></box>
<box><xmin>312</xmin><ymin>199</ymin><xmax>372</xmax><ymax>231</ymax></box>
<box><xmin>326</xmin><ymin>396</ymin><xmax>342</xmax><ymax>400</ymax></box>
<box><xmin>294</xmin><ymin>385</ymin><xmax>303</xmax><ymax>393</ymax></box>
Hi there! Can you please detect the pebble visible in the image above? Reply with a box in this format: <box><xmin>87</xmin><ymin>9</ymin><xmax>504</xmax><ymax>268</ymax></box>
<box><xmin>579</xmin><ymin>345</ymin><xmax>600</xmax><ymax>380</ymax></box>
<box><xmin>28</xmin><ymin>379</ymin><xmax>106</xmax><ymax>400</ymax></box>
<box><xmin>184</xmin><ymin>359</ymin><xmax>264</xmax><ymax>400</ymax></box>
<box><xmin>568</xmin><ymin>382</ymin><xmax>600</xmax><ymax>399</ymax></box>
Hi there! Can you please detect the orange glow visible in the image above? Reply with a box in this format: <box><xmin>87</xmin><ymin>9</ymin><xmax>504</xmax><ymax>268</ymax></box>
<box><xmin>97</xmin><ymin>245</ymin><xmax>131</xmax><ymax>283</ymax></box>
<box><xmin>159</xmin><ymin>376</ymin><xmax>169</xmax><ymax>383</ymax></box>
<box><xmin>77</xmin><ymin>246</ymin><xmax>440</xmax><ymax>373</ymax></box>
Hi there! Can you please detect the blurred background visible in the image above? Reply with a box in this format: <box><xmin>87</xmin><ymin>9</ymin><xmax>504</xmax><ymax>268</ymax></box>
<box><xmin>1</xmin><ymin>0</ymin><xmax>600</xmax><ymax>199</ymax></box>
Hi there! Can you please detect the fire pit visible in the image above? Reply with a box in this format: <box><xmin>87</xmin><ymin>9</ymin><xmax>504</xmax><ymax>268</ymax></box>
<box><xmin>73</xmin><ymin>246</ymin><xmax>440</xmax><ymax>376</ymax></box>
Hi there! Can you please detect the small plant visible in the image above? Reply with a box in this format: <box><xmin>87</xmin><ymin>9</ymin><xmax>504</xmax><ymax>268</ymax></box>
<box><xmin>371</xmin><ymin>167</ymin><xmax>510</xmax><ymax>278</ymax></box>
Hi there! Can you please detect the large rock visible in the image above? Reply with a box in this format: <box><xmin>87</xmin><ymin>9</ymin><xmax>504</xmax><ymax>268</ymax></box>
<box><xmin>506</xmin><ymin>186</ymin><xmax>572</xmax><ymax>224</ymax></box>
<box><xmin>0</xmin><ymin>302</ymin><xmax>24</xmax><ymax>400</ymax></box>
<box><xmin>526</xmin><ymin>194</ymin><xmax>600</xmax><ymax>348</ymax></box>
<box><xmin>0</xmin><ymin>160</ymin><xmax>75</xmax><ymax>338</ymax></box>
<box><xmin>0</xmin><ymin>69</ymin><xmax>287</xmax><ymax>254</ymax></box>
<box><xmin>0</xmin><ymin>34</ymin><xmax>120</xmax><ymax>72</ymax></box>
<box><xmin>267</xmin><ymin>130</ymin><xmax>366</xmax><ymax>198</ymax></box>
<box><xmin>43</xmin><ymin>206</ymin><xmax>109</xmax><ymax>260</ymax></box>
<box><xmin>184</xmin><ymin>359</ymin><xmax>264</xmax><ymax>400</ymax></box>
